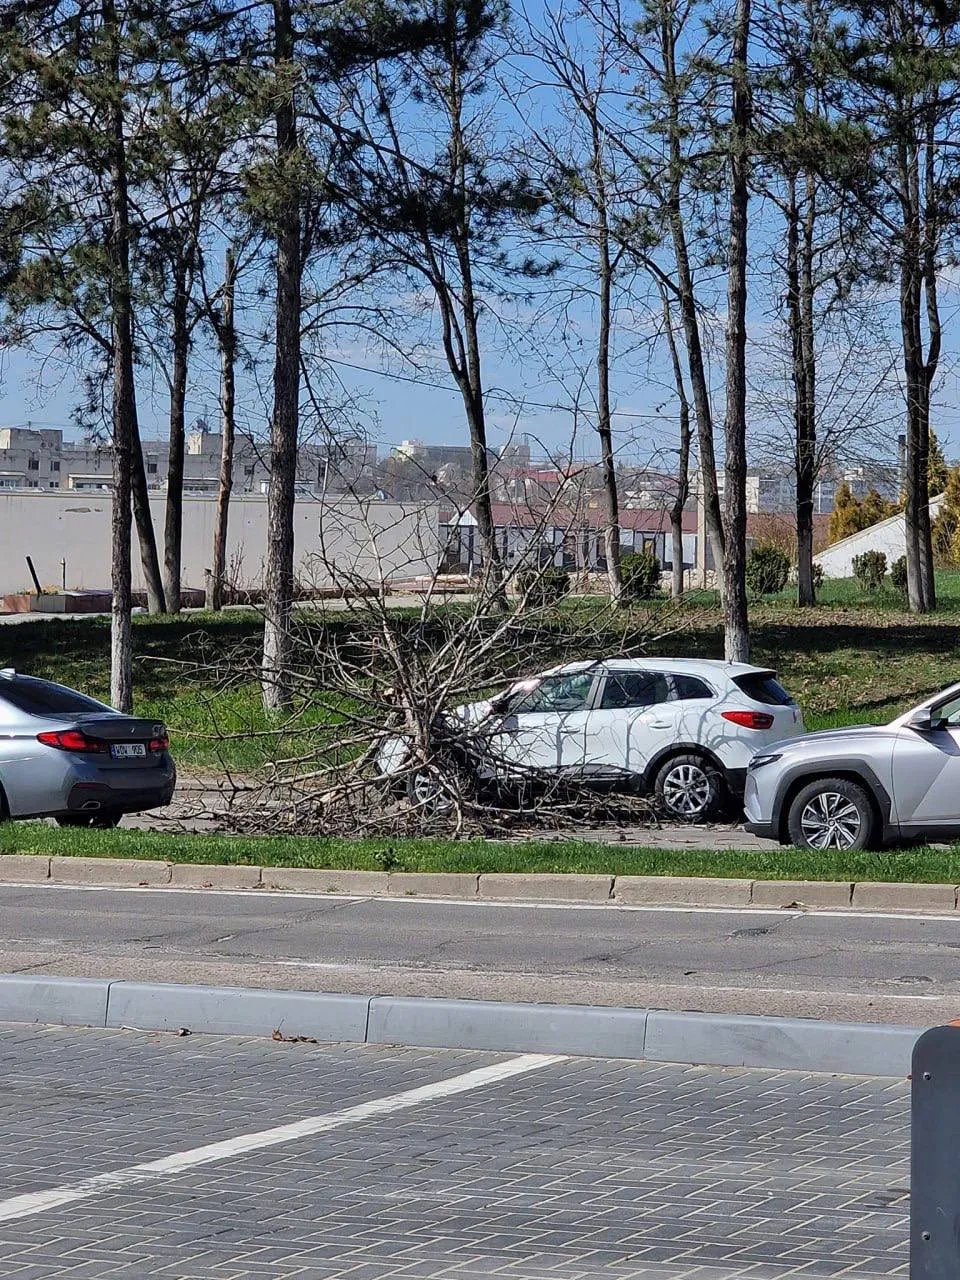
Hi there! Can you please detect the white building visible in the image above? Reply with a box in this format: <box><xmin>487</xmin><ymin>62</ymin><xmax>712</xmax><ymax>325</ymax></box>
<box><xmin>816</xmin><ymin>493</ymin><xmax>946</xmax><ymax>578</ymax></box>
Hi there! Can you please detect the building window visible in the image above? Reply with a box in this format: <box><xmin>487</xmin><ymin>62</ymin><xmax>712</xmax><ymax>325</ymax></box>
<box><xmin>49</xmin><ymin>481</ymin><xmax>59</xmax><ymax>489</ymax></box>
<box><xmin>244</xmin><ymin>465</ymin><xmax>255</xmax><ymax>477</ymax></box>
<box><xmin>147</xmin><ymin>459</ymin><xmax>158</xmax><ymax>475</ymax></box>
<box><xmin>51</xmin><ymin>460</ymin><xmax>60</xmax><ymax>472</ymax></box>
<box><xmin>27</xmin><ymin>458</ymin><xmax>39</xmax><ymax>471</ymax></box>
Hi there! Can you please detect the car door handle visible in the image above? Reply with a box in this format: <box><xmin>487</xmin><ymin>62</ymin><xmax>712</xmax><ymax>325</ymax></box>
<box><xmin>647</xmin><ymin>720</ymin><xmax>671</xmax><ymax>729</ymax></box>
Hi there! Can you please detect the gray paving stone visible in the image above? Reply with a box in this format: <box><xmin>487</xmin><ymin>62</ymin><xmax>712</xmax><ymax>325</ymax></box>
<box><xmin>0</xmin><ymin>1025</ymin><xmax>910</xmax><ymax>1278</ymax></box>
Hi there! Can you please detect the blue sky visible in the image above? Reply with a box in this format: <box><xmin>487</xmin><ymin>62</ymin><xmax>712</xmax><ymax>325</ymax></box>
<box><xmin>5</xmin><ymin>0</ymin><xmax>960</xmax><ymax>472</ymax></box>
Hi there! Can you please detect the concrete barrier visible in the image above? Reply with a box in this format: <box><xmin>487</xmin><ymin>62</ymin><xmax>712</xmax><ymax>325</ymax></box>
<box><xmin>0</xmin><ymin>974</ymin><xmax>924</xmax><ymax>1075</ymax></box>
<box><xmin>643</xmin><ymin>1010</ymin><xmax>921</xmax><ymax>1076</ymax></box>
<box><xmin>367</xmin><ymin>996</ymin><xmax>648</xmax><ymax>1058</ymax></box>
<box><xmin>104</xmin><ymin>982</ymin><xmax>370</xmax><ymax>1042</ymax></box>
<box><xmin>0</xmin><ymin>975</ymin><xmax>109</xmax><ymax>1026</ymax></box>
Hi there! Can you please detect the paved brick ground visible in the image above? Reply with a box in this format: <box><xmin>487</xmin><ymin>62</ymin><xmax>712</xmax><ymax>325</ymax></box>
<box><xmin>0</xmin><ymin>1025</ymin><xmax>909</xmax><ymax>1278</ymax></box>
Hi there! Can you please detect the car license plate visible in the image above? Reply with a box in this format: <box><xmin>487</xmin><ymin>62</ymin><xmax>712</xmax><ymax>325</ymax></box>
<box><xmin>111</xmin><ymin>743</ymin><xmax>146</xmax><ymax>760</ymax></box>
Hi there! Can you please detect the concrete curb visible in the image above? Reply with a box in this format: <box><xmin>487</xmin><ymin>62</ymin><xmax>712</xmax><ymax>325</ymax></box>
<box><xmin>0</xmin><ymin>854</ymin><xmax>957</xmax><ymax>914</ymax></box>
<box><xmin>0</xmin><ymin>974</ymin><xmax>923</xmax><ymax>1077</ymax></box>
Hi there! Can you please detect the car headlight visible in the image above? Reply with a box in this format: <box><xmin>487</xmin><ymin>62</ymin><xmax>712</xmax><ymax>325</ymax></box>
<box><xmin>748</xmin><ymin>752</ymin><xmax>782</xmax><ymax>771</ymax></box>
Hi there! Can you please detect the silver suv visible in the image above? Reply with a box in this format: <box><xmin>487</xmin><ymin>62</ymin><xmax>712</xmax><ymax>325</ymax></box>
<box><xmin>744</xmin><ymin>682</ymin><xmax>960</xmax><ymax>850</ymax></box>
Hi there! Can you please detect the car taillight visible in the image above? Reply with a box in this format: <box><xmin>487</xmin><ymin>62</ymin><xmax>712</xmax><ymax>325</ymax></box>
<box><xmin>721</xmin><ymin>710</ymin><xmax>776</xmax><ymax>730</ymax></box>
<box><xmin>37</xmin><ymin>729</ymin><xmax>107</xmax><ymax>753</ymax></box>
<box><xmin>149</xmin><ymin>734</ymin><xmax>169</xmax><ymax>753</ymax></box>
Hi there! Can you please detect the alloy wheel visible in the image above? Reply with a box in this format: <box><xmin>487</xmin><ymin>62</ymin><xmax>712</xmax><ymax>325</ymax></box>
<box><xmin>409</xmin><ymin>769</ymin><xmax>454</xmax><ymax>813</ymax></box>
<box><xmin>799</xmin><ymin>791</ymin><xmax>862</xmax><ymax>850</ymax></box>
<box><xmin>661</xmin><ymin>763</ymin><xmax>712</xmax><ymax>818</ymax></box>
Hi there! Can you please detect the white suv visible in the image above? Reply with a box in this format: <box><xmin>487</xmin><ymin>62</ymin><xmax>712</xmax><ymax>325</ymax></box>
<box><xmin>378</xmin><ymin>657</ymin><xmax>804</xmax><ymax>820</ymax></box>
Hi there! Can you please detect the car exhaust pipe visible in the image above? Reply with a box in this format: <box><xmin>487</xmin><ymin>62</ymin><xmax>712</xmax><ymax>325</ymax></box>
<box><xmin>80</xmin><ymin>800</ymin><xmax>101</xmax><ymax>811</ymax></box>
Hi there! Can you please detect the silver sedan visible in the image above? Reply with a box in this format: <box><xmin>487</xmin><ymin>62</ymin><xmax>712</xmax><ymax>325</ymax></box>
<box><xmin>0</xmin><ymin>669</ymin><xmax>176</xmax><ymax>828</ymax></box>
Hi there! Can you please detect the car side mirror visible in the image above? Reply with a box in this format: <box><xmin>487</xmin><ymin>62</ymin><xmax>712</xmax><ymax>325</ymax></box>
<box><xmin>907</xmin><ymin>709</ymin><xmax>937</xmax><ymax>732</ymax></box>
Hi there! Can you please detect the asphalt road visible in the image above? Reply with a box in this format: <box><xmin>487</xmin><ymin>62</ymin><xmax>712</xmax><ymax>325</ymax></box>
<box><xmin>0</xmin><ymin>1023</ymin><xmax>909</xmax><ymax>1278</ymax></box>
<box><xmin>0</xmin><ymin>882</ymin><xmax>957</xmax><ymax>1024</ymax></box>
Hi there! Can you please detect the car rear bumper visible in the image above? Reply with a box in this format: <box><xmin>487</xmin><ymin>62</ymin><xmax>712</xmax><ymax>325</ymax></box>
<box><xmin>66</xmin><ymin>778</ymin><xmax>176</xmax><ymax>815</ymax></box>
<box><xmin>726</xmin><ymin>768</ymin><xmax>747</xmax><ymax>798</ymax></box>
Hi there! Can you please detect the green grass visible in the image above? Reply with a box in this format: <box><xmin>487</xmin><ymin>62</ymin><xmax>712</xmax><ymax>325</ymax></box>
<box><xmin>0</xmin><ymin>822</ymin><xmax>958</xmax><ymax>882</ymax></box>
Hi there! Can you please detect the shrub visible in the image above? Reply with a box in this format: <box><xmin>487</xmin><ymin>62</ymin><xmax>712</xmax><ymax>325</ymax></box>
<box><xmin>515</xmin><ymin>566</ymin><xmax>570</xmax><ymax>607</ymax></box>
<box><xmin>621</xmin><ymin>548</ymin><xmax>661</xmax><ymax>600</ymax></box>
<box><xmin>745</xmin><ymin>544</ymin><xmax>790</xmax><ymax>597</ymax></box>
<box><xmin>890</xmin><ymin>555</ymin><xmax>908</xmax><ymax>596</ymax></box>
<box><xmin>812</xmin><ymin>561</ymin><xmax>824</xmax><ymax>593</ymax></box>
<box><xmin>852</xmin><ymin>549</ymin><xmax>887</xmax><ymax>592</ymax></box>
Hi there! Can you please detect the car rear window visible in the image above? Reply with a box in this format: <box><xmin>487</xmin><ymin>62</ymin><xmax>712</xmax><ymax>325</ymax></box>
<box><xmin>0</xmin><ymin>676</ymin><xmax>110</xmax><ymax>717</ymax></box>
<box><xmin>732</xmin><ymin>673</ymin><xmax>795</xmax><ymax>706</ymax></box>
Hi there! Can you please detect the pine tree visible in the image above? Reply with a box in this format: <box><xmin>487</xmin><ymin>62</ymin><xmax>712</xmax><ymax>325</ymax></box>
<box><xmin>828</xmin><ymin>481</ymin><xmax>862</xmax><ymax>542</ymax></box>
<box><xmin>0</xmin><ymin>0</ymin><xmax>179</xmax><ymax>701</ymax></box>
<box><xmin>928</xmin><ymin>428</ymin><xmax>949</xmax><ymax>496</ymax></box>
<box><xmin>860</xmin><ymin>487</ymin><xmax>896</xmax><ymax>527</ymax></box>
<box><xmin>931</xmin><ymin>466</ymin><xmax>960</xmax><ymax>565</ymax></box>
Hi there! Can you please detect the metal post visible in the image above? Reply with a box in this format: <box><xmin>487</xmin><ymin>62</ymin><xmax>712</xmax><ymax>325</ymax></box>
<box><xmin>911</xmin><ymin>1024</ymin><xmax>960</xmax><ymax>1277</ymax></box>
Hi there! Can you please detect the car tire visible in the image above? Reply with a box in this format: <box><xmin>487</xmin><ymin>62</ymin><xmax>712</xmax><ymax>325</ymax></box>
<box><xmin>405</xmin><ymin>769</ymin><xmax>455</xmax><ymax>814</ymax></box>
<box><xmin>653</xmin><ymin>753</ymin><xmax>724</xmax><ymax>823</ymax></box>
<box><xmin>786</xmin><ymin>777</ymin><xmax>875</xmax><ymax>851</ymax></box>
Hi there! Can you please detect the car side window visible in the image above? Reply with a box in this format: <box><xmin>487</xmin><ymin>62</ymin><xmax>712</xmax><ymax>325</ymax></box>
<box><xmin>599</xmin><ymin>671</ymin><xmax>670</xmax><ymax>710</ymax></box>
<box><xmin>672</xmin><ymin>675</ymin><xmax>713</xmax><ymax>701</ymax></box>
<box><xmin>511</xmin><ymin>672</ymin><xmax>595</xmax><ymax>714</ymax></box>
<box><xmin>935</xmin><ymin>694</ymin><xmax>960</xmax><ymax>727</ymax></box>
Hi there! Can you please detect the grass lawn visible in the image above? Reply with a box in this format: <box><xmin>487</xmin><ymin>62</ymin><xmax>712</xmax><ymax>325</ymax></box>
<box><xmin>0</xmin><ymin>822</ymin><xmax>958</xmax><ymax>883</ymax></box>
<box><xmin>3</xmin><ymin>574</ymin><xmax>960</xmax><ymax>769</ymax></box>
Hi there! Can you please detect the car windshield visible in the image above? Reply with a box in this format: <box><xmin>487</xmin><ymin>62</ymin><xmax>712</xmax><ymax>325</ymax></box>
<box><xmin>0</xmin><ymin>675</ymin><xmax>111</xmax><ymax>718</ymax></box>
<box><xmin>507</xmin><ymin>671</ymin><xmax>595</xmax><ymax>714</ymax></box>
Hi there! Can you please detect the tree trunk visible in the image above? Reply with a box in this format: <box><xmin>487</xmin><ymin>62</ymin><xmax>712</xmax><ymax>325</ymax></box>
<box><xmin>447</xmin><ymin>59</ymin><xmax>504</xmax><ymax>610</ymax></box>
<box><xmin>661</xmin><ymin>4</ymin><xmax>724</xmax><ymax>589</ymax></box>
<box><xmin>460</xmin><ymin>373</ymin><xmax>502</xmax><ymax>604</ymax></box>
<box><xmin>591</xmin><ymin>119</ymin><xmax>622</xmax><ymax>603</ymax></box>
<box><xmin>901</xmin><ymin>255</ymin><xmax>925</xmax><ymax>612</ymax></box>
<box><xmin>661</xmin><ymin>286</ymin><xmax>690</xmax><ymax>598</ymax></box>
<box><xmin>786</xmin><ymin>172</ymin><xmax>818</xmax><ymax>606</ymax></box>
<box><xmin>128</xmin><ymin>422</ymin><xmax>165</xmax><ymax>614</ymax></box>
<box><xmin>898</xmin><ymin>133</ymin><xmax>932</xmax><ymax>615</ymax></box>
<box><xmin>919</xmin><ymin>119</ymin><xmax>941</xmax><ymax>609</ymax></box>
<box><xmin>796</xmin><ymin>171</ymin><xmax>817</xmax><ymax>607</ymax></box>
<box><xmin>163</xmin><ymin>270</ymin><xmax>189</xmax><ymax>614</ymax></box>
<box><xmin>209</xmin><ymin>246</ymin><xmax>236</xmax><ymax>613</ymax></box>
<box><xmin>104</xmin><ymin>0</ymin><xmax>134</xmax><ymax>711</ymax></box>
<box><xmin>262</xmin><ymin>0</ymin><xmax>301</xmax><ymax>710</ymax></box>
<box><xmin>721</xmin><ymin>0</ymin><xmax>751</xmax><ymax>663</ymax></box>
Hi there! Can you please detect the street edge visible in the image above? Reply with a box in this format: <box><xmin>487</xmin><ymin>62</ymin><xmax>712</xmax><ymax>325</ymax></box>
<box><xmin>0</xmin><ymin>974</ymin><xmax>922</xmax><ymax>1077</ymax></box>
<box><xmin>0</xmin><ymin>853</ymin><xmax>957</xmax><ymax>913</ymax></box>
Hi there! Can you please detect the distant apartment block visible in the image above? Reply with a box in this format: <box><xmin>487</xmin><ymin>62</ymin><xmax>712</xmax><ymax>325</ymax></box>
<box><xmin>0</xmin><ymin>425</ymin><xmax>377</xmax><ymax>496</ymax></box>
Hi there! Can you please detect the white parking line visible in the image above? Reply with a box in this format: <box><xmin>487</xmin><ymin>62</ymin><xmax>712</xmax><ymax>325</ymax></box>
<box><xmin>0</xmin><ymin>1052</ymin><xmax>564</xmax><ymax>1224</ymax></box>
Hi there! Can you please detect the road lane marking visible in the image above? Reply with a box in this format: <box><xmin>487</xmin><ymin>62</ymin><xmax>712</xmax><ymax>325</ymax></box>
<box><xmin>0</xmin><ymin>1052</ymin><xmax>564</xmax><ymax>1224</ymax></box>
<box><xmin>7</xmin><ymin>880</ymin><xmax>960</xmax><ymax>924</ymax></box>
